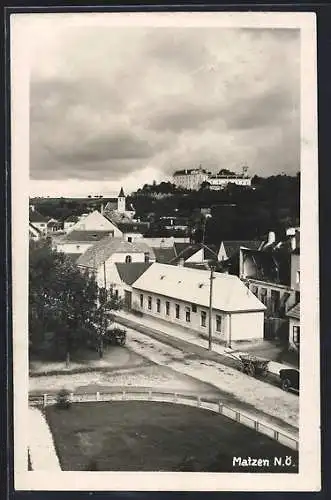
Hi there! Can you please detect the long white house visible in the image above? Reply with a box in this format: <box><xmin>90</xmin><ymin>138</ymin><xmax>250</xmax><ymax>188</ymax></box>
<box><xmin>131</xmin><ymin>263</ymin><xmax>266</xmax><ymax>345</ymax></box>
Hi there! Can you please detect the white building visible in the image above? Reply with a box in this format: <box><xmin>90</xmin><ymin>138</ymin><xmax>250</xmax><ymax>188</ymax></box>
<box><xmin>54</xmin><ymin>230</ymin><xmax>115</xmax><ymax>256</ymax></box>
<box><xmin>208</xmin><ymin>175</ymin><xmax>252</xmax><ymax>190</ymax></box>
<box><xmin>131</xmin><ymin>263</ymin><xmax>266</xmax><ymax>345</ymax></box>
<box><xmin>286</xmin><ymin>302</ymin><xmax>300</xmax><ymax>352</ymax></box>
<box><xmin>76</xmin><ymin>237</ymin><xmax>156</xmax><ymax>289</ymax></box>
<box><xmin>173</xmin><ymin>166</ymin><xmax>210</xmax><ymax>190</ymax></box>
<box><xmin>67</xmin><ymin>210</ymin><xmax>123</xmax><ymax>236</ymax></box>
<box><xmin>29</xmin><ymin>206</ymin><xmax>49</xmax><ymax>235</ymax></box>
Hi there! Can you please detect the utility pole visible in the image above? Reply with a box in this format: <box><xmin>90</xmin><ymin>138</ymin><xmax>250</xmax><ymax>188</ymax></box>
<box><xmin>208</xmin><ymin>266</ymin><xmax>215</xmax><ymax>351</ymax></box>
<box><xmin>103</xmin><ymin>260</ymin><xmax>107</xmax><ymax>290</ymax></box>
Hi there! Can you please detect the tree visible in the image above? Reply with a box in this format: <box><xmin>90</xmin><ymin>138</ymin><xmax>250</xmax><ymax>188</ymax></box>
<box><xmin>29</xmin><ymin>240</ymin><xmax>120</xmax><ymax>366</ymax></box>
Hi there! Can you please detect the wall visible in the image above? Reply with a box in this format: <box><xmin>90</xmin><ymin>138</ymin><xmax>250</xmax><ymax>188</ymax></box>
<box><xmin>288</xmin><ymin>317</ymin><xmax>300</xmax><ymax>351</ymax></box>
<box><xmin>63</xmin><ymin>222</ymin><xmax>76</xmax><ymax>233</ymax></box>
<box><xmin>71</xmin><ymin>211</ymin><xmax>122</xmax><ymax>236</ymax></box>
<box><xmin>55</xmin><ymin>242</ymin><xmax>93</xmax><ymax>254</ymax></box>
<box><xmin>140</xmin><ymin>237</ymin><xmax>190</xmax><ymax>247</ymax></box>
<box><xmin>96</xmin><ymin>252</ymin><xmax>146</xmax><ymax>288</ymax></box>
<box><xmin>290</xmin><ymin>253</ymin><xmax>300</xmax><ymax>291</ymax></box>
<box><xmin>123</xmin><ymin>232</ymin><xmax>144</xmax><ymax>242</ymax></box>
<box><xmin>131</xmin><ymin>288</ymin><xmax>263</xmax><ymax>342</ymax></box>
<box><xmin>246</xmin><ymin>279</ymin><xmax>296</xmax><ymax>317</ymax></box>
<box><xmin>230</xmin><ymin>312</ymin><xmax>264</xmax><ymax>341</ymax></box>
<box><xmin>33</xmin><ymin>222</ymin><xmax>48</xmax><ymax>235</ymax></box>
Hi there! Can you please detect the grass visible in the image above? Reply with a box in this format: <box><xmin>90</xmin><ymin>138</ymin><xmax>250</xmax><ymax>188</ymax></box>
<box><xmin>46</xmin><ymin>401</ymin><xmax>298</xmax><ymax>472</ymax></box>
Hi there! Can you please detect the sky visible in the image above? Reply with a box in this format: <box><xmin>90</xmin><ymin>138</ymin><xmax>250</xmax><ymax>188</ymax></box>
<box><xmin>28</xmin><ymin>17</ymin><xmax>300</xmax><ymax>197</ymax></box>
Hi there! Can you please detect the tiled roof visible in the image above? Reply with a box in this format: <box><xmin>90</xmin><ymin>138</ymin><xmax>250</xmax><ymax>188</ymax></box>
<box><xmin>77</xmin><ymin>237</ymin><xmax>155</xmax><ymax>269</ymax></box>
<box><xmin>223</xmin><ymin>240</ymin><xmax>263</xmax><ymax>258</ymax></box>
<box><xmin>171</xmin><ymin>244</ymin><xmax>201</xmax><ymax>263</ymax></box>
<box><xmin>64</xmin><ymin>230</ymin><xmax>114</xmax><ymax>242</ymax></box>
<box><xmin>171</xmin><ymin>243</ymin><xmax>220</xmax><ymax>264</ymax></box>
<box><xmin>116</xmin><ymin>222</ymin><xmax>149</xmax><ymax>234</ymax></box>
<box><xmin>286</xmin><ymin>302</ymin><xmax>300</xmax><ymax>320</ymax></box>
<box><xmin>115</xmin><ymin>262</ymin><xmax>152</xmax><ymax>285</ymax></box>
<box><xmin>153</xmin><ymin>247</ymin><xmax>177</xmax><ymax>264</ymax></box>
<box><xmin>29</xmin><ymin>209</ymin><xmax>48</xmax><ymax>223</ymax></box>
<box><xmin>132</xmin><ymin>263</ymin><xmax>266</xmax><ymax>313</ymax></box>
<box><xmin>64</xmin><ymin>215</ymin><xmax>79</xmax><ymax>223</ymax></box>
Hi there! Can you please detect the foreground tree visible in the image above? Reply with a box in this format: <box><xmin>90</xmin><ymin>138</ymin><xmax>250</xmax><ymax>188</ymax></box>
<box><xmin>29</xmin><ymin>240</ymin><xmax>121</xmax><ymax>366</ymax></box>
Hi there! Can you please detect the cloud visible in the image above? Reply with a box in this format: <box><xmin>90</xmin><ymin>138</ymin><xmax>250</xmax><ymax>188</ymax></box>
<box><xmin>28</xmin><ymin>21</ymin><xmax>300</xmax><ymax>195</ymax></box>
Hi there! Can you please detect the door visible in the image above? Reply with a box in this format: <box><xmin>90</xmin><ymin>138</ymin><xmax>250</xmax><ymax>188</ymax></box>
<box><xmin>124</xmin><ymin>290</ymin><xmax>132</xmax><ymax>310</ymax></box>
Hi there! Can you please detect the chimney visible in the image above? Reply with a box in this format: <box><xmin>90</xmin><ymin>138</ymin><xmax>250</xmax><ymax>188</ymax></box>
<box><xmin>267</xmin><ymin>231</ymin><xmax>276</xmax><ymax>246</ymax></box>
<box><xmin>178</xmin><ymin>258</ymin><xmax>185</xmax><ymax>267</ymax></box>
<box><xmin>100</xmin><ymin>202</ymin><xmax>104</xmax><ymax>215</ymax></box>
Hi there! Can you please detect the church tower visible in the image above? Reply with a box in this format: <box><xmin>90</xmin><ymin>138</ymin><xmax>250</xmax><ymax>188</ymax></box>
<box><xmin>117</xmin><ymin>187</ymin><xmax>126</xmax><ymax>213</ymax></box>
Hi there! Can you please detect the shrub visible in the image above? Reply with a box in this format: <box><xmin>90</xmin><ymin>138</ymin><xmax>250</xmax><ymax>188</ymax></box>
<box><xmin>56</xmin><ymin>388</ymin><xmax>71</xmax><ymax>409</ymax></box>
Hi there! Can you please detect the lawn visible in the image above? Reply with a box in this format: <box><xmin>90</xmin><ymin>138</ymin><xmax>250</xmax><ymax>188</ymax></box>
<box><xmin>46</xmin><ymin>401</ymin><xmax>298</xmax><ymax>472</ymax></box>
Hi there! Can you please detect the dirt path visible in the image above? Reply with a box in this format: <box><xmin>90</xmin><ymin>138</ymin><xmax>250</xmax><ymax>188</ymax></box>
<box><xmin>123</xmin><ymin>327</ymin><xmax>299</xmax><ymax>433</ymax></box>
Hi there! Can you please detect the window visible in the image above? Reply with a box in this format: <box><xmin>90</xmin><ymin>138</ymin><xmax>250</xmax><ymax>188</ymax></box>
<box><xmin>251</xmin><ymin>285</ymin><xmax>258</xmax><ymax>297</ymax></box>
<box><xmin>125</xmin><ymin>255</ymin><xmax>132</xmax><ymax>263</ymax></box>
<box><xmin>165</xmin><ymin>301</ymin><xmax>170</xmax><ymax>316</ymax></box>
<box><xmin>128</xmin><ymin>237</ymin><xmax>132</xmax><ymax>243</ymax></box>
<box><xmin>216</xmin><ymin>315</ymin><xmax>222</xmax><ymax>332</ymax></box>
<box><xmin>148</xmin><ymin>296</ymin><xmax>152</xmax><ymax>310</ymax></box>
<box><xmin>144</xmin><ymin>252</ymin><xmax>150</xmax><ymax>263</ymax></box>
<box><xmin>76</xmin><ymin>245</ymin><xmax>80</xmax><ymax>250</ymax></box>
<box><xmin>192</xmin><ymin>304</ymin><xmax>197</xmax><ymax>313</ymax></box>
<box><xmin>201</xmin><ymin>311</ymin><xmax>207</xmax><ymax>327</ymax></box>
<box><xmin>175</xmin><ymin>304</ymin><xmax>180</xmax><ymax>319</ymax></box>
<box><xmin>260</xmin><ymin>288</ymin><xmax>267</xmax><ymax>305</ymax></box>
<box><xmin>156</xmin><ymin>298</ymin><xmax>161</xmax><ymax>313</ymax></box>
<box><xmin>114</xmin><ymin>289</ymin><xmax>119</xmax><ymax>299</ymax></box>
<box><xmin>293</xmin><ymin>325</ymin><xmax>300</xmax><ymax>345</ymax></box>
<box><xmin>185</xmin><ymin>307</ymin><xmax>191</xmax><ymax>323</ymax></box>
<box><xmin>140</xmin><ymin>294</ymin><xmax>144</xmax><ymax>308</ymax></box>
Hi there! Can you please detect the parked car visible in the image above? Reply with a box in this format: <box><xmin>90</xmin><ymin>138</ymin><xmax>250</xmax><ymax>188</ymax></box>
<box><xmin>104</xmin><ymin>327</ymin><xmax>127</xmax><ymax>346</ymax></box>
<box><xmin>279</xmin><ymin>368</ymin><xmax>299</xmax><ymax>393</ymax></box>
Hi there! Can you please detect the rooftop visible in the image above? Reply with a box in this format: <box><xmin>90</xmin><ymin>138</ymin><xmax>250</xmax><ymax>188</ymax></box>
<box><xmin>29</xmin><ymin>209</ymin><xmax>49</xmax><ymax>223</ymax></box>
<box><xmin>286</xmin><ymin>302</ymin><xmax>300</xmax><ymax>320</ymax></box>
<box><xmin>173</xmin><ymin>168</ymin><xmax>210</xmax><ymax>176</ymax></box>
<box><xmin>62</xmin><ymin>230</ymin><xmax>115</xmax><ymax>243</ymax></box>
<box><xmin>115</xmin><ymin>262</ymin><xmax>153</xmax><ymax>285</ymax></box>
<box><xmin>77</xmin><ymin>237</ymin><xmax>155</xmax><ymax>269</ymax></box>
<box><xmin>152</xmin><ymin>246</ymin><xmax>177</xmax><ymax>264</ymax></box>
<box><xmin>223</xmin><ymin>240</ymin><xmax>263</xmax><ymax>258</ymax></box>
<box><xmin>116</xmin><ymin>222</ymin><xmax>149</xmax><ymax>234</ymax></box>
<box><xmin>132</xmin><ymin>263</ymin><xmax>266</xmax><ymax>313</ymax></box>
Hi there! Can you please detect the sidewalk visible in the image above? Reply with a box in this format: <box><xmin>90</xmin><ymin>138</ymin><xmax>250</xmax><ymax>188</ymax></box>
<box><xmin>113</xmin><ymin>311</ymin><xmax>294</xmax><ymax>376</ymax></box>
<box><xmin>28</xmin><ymin>407</ymin><xmax>61</xmax><ymax>470</ymax></box>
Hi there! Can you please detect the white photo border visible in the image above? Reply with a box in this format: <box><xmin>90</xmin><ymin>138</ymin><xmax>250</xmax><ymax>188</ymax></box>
<box><xmin>10</xmin><ymin>10</ymin><xmax>320</xmax><ymax>492</ymax></box>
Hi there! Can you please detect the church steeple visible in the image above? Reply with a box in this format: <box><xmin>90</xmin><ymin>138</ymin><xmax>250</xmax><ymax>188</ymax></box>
<box><xmin>117</xmin><ymin>186</ymin><xmax>126</xmax><ymax>213</ymax></box>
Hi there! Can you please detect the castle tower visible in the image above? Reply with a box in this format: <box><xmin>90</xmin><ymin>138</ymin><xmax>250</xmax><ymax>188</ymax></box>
<box><xmin>117</xmin><ymin>187</ymin><xmax>126</xmax><ymax>213</ymax></box>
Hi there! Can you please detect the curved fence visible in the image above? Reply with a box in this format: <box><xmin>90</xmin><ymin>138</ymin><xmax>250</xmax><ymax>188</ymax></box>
<box><xmin>29</xmin><ymin>387</ymin><xmax>298</xmax><ymax>451</ymax></box>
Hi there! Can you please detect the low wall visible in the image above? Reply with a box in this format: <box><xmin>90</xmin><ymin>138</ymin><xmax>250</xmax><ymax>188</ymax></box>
<box><xmin>29</xmin><ymin>387</ymin><xmax>298</xmax><ymax>452</ymax></box>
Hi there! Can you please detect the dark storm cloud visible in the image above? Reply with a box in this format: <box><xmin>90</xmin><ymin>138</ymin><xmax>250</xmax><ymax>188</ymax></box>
<box><xmin>52</xmin><ymin>132</ymin><xmax>154</xmax><ymax>164</ymax></box>
<box><xmin>29</xmin><ymin>22</ymin><xmax>300</xmax><ymax>193</ymax></box>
